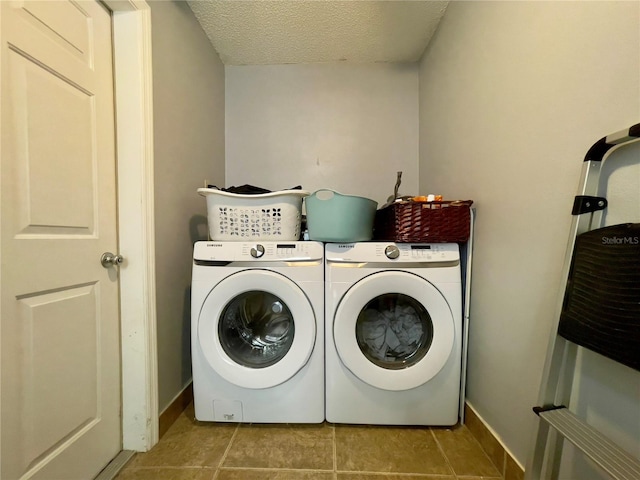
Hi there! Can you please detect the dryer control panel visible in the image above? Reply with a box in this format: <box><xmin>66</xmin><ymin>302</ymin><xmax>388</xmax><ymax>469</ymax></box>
<box><xmin>325</xmin><ymin>242</ymin><xmax>459</xmax><ymax>264</ymax></box>
<box><xmin>194</xmin><ymin>241</ymin><xmax>324</xmax><ymax>263</ymax></box>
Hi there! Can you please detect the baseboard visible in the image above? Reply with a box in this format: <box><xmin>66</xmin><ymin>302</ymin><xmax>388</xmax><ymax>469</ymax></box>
<box><xmin>464</xmin><ymin>402</ymin><xmax>525</xmax><ymax>480</ymax></box>
<box><xmin>158</xmin><ymin>382</ymin><xmax>193</xmax><ymax>439</ymax></box>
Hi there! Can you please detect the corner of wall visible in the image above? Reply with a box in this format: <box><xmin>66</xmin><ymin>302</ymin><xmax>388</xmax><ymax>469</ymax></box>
<box><xmin>465</xmin><ymin>402</ymin><xmax>525</xmax><ymax>480</ymax></box>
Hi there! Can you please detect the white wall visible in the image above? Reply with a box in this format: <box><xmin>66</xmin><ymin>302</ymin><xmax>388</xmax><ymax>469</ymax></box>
<box><xmin>150</xmin><ymin>1</ymin><xmax>225</xmax><ymax>412</ymax></box>
<box><xmin>225</xmin><ymin>63</ymin><xmax>419</xmax><ymax>207</ymax></box>
<box><xmin>418</xmin><ymin>0</ymin><xmax>640</xmax><ymax>474</ymax></box>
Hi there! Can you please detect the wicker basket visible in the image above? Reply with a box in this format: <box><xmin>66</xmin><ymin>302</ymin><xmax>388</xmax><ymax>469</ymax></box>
<box><xmin>374</xmin><ymin>200</ymin><xmax>473</xmax><ymax>243</ymax></box>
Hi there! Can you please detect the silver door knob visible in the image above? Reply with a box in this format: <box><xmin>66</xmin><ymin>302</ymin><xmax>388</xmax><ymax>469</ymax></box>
<box><xmin>101</xmin><ymin>252</ymin><xmax>124</xmax><ymax>268</ymax></box>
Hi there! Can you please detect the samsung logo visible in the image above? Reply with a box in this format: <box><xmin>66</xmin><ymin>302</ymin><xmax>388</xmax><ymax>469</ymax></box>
<box><xmin>337</xmin><ymin>244</ymin><xmax>354</xmax><ymax>248</ymax></box>
<box><xmin>206</xmin><ymin>243</ymin><xmax>223</xmax><ymax>247</ymax></box>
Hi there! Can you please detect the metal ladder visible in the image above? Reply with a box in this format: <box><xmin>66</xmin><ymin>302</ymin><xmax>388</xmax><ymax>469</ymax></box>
<box><xmin>524</xmin><ymin>123</ymin><xmax>640</xmax><ymax>480</ymax></box>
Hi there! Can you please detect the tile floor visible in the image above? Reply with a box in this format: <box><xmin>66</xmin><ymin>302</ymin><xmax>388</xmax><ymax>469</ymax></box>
<box><xmin>115</xmin><ymin>403</ymin><xmax>503</xmax><ymax>480</ymax></box>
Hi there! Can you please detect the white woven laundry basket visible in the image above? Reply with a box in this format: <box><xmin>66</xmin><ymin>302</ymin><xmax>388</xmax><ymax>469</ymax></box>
<box><xmin>197</xmin><ymin>188</ymin><xmax>309</xmax><ymax>241</ymax></box>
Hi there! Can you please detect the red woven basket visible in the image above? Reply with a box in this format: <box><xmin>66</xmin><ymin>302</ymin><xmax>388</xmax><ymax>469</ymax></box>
<box><xmin>373</xmin><ymin>200</ymin><xmax>473</xmax><ymax>243</ymax></box>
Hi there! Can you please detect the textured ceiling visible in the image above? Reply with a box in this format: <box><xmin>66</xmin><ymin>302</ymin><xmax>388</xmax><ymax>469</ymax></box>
<box><xmin>186</xmin><ymin>1</ymin><xmax>449</xmax><ymax>65</ymax></box>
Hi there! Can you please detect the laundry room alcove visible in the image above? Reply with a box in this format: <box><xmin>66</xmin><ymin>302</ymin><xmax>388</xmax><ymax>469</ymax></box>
<box><xmin>147</xmin><ymin>3</ymin><xmax>640</xmax><ymax>480</ymax></box>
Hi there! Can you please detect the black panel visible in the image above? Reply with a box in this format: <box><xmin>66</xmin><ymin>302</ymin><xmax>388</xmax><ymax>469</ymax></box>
<box><xmin>584</xmin><ymin>137</ymin><xmax>614</xmax><ymax>162</ymax></box>
<box><xmin>571</xmin><ymin>196</ymin><xmax>608</xmax><ymax>215</ymax></box>
<box><xmin>558</xmin><ymin>223</ymin><xmax>640</xmax><ymax>371</ymax></box>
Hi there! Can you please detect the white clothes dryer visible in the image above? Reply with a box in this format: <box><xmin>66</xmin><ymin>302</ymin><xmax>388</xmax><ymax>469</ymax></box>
<box><xmin>191</xmin><ymin>241</ymin><xmax>324</xmax><ymax>423</ymax></box>
<box><xmin>325</xmin><ymin>242</ymin><xmax>462</xmax><ymax>426</ymax></box>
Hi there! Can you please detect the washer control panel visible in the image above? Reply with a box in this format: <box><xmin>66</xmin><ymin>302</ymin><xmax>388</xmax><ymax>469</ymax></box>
<box><xmin>194</xmin><ymin>241</ymin><xmax>324</xmax><ymax>262</ymax></box>
<box><xmin>325</xmin><ymin>242</ymin><xmax>459</xmax><ymax>264</ymax></box>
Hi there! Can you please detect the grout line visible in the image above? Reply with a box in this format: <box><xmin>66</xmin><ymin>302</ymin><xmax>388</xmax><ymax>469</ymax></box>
<box><xmin>457</xmin><ymin>476</ymin><xmax>502</xmax><ymax>479</ymax></box>
<box><xmin>215</xmin><ymin>467</ymin><xmax>462</xmax><ymax>478</ymax></box>
<box><xmin>332</xmin><ymin>422</ymin><xmax>338</xmax><ymax>480</ymax></box>
<box><xmin>464</xmin><ymin>426</ymin><xmax>505</xmax><ymax>478</ymax></box>
<box><xmin>429</xmin><ymin>427</ymin><xmax>457</xmax><ymax>478</ymax></box>
<box><xmin>218</xmin><ymin>467</ymin><xmax>334</xmax><ymax>473</ymax></box>
<box><xmin>457</xmin><ymin>477</ymin><xmax>503</xmax><ymax>479</ymax></box>
<box><xmin>212</xmin><ymin>423</ymin><xmax>241</xmax><ymax>480</ymax></box>
<box><xmin>335</xmin><ymin>471</ymin><xmax>457</xmax><ymax>478</ymax></box>
<box><xmin>121</xmin><ymin>466</ymin><xmax>214</xmax><ymax>470</ymax></box>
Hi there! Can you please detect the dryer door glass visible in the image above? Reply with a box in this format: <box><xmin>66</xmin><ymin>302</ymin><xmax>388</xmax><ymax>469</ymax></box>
<box><xmin>219</xmin><ymin>291</ymin><xmax>295</xmax><ymax>368</ymax></box>
<box><xmin>356</xmin><ymin>293</ymin><xmax>434</xmax><ymax>370</ymax></box>
<box><xmin>333</xmin><ymin>270</ymin><xmax>456</xmax><ymax>391</ymax></box>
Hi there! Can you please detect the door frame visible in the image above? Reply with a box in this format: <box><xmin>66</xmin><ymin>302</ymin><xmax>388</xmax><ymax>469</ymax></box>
<box><xmin>103</xmin><ymin>0</ymin><xmax>158</xmax><ymax>452</ymax></box>
<box><xmin>0</xmin><ymin>0</ymin><xmax>158</xmax><ymax>457</ymax></box>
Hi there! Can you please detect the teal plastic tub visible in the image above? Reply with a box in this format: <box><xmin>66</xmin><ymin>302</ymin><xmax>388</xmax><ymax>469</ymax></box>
<box><xmin>305</xmin><ymin>190</ymin><xmax>378</xmax><ymax>243</ymax></box>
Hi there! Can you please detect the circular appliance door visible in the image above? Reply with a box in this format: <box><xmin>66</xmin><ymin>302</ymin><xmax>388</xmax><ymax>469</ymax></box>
<box><xmin>198</xmin><ymin>270</ymin><xmax>316</xmax><ymax>389</ymax></box>
<box><xmin>333</xmin><ymin>271</ymin><xmax>455</xmax><ymax>391</ymax></box>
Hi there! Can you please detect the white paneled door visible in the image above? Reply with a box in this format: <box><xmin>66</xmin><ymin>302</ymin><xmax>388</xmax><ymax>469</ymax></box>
<box><xmin>1</xmin><ymin>1</ymin><xmax>121</xmax><ymax>479</ymax></box>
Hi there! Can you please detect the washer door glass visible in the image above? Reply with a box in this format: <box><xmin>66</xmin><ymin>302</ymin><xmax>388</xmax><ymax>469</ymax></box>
<box><xmin>356</xmin><ymin>293</ymin><xmax>433</xmax><ymax>370</ymax></box>
<box><xmin>219</xmin><ymin>290</ymin><xmax>295</xmax><ymax>368</ymax></box>
<box><xmin>198</xmin><ymin>269</ymin><xmax>316</xmax><ymax>389</ymax></box>
<box><xmin>334</xmin><ymin>271</ymin><xmax>456</xmax><ymax>391</ymax></box>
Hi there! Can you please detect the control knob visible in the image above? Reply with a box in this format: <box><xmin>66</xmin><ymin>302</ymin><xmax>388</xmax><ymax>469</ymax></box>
<box><xmin>250</xmin><ymin>244</ymin><xmax>265</xmax><ymax>258</ymax></box>
<box><xmin>384</xmin><ymin>245</ymin><xmax>400</xmax><ymax>259</ymax></box>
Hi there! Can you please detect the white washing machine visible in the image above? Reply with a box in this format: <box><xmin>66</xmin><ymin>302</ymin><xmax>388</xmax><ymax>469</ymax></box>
<box><xmin>325</xmin><ymin>242</ymin><xmax>462</xmax><ymax>426</ymax></box>
<box><xmin>191</xmin><ymin>241</ymin><xmax>324</xmax><ymax>423</ymax></box>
